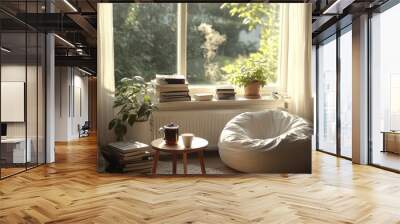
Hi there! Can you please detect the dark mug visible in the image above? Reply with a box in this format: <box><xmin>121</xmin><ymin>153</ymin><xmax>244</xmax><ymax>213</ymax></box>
<box><xmin>159</xmin><ymin>123</ymin><xmax>179</xmax><ymax>145</ymax></box>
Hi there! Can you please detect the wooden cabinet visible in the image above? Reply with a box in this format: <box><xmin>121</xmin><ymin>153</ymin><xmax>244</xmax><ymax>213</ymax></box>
<box><xmin>382</xmin><ymin>132</ymin><xmax>400</xmax><ymax>154</ymax></box>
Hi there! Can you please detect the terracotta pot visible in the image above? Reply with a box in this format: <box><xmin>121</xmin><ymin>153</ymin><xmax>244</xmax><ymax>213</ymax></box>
<box><xmin>244</xmin><ymin>81</ymin><xmax>261</xmax><ymax>99</ymax></box>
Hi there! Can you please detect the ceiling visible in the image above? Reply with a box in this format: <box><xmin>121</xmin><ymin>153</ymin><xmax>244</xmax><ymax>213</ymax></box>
<box><xmin>0</xmin><ymin>0</ymin><xmax>395</xmax><ymax>75</ymax></box>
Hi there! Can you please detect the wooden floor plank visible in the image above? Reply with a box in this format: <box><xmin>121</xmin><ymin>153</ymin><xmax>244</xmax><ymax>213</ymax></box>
<box><xmin>0</xmin><ymin>135</ymin><xmax>399</xmax><ymax>223</ymax></box>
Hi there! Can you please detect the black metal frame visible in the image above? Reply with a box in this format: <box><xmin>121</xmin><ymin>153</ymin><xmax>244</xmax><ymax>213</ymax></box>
<box><xmin>0</xmin><ymin>0</ymin><xmax>47</xmax><ymax>180</ymax></box>
<box><xmin>315</xmin><ymin>21</ymin><xmax>353</xmax><ymax>161</ymax></box>
<box><xmin>367</xmin><ymin>0</ymin><xmax>400</xmax><ymax>173</ymax></box>
<box><xmin>315</xmin><ymin>0</ymin><xmax>400</xmax><ymax>172</ymax></box>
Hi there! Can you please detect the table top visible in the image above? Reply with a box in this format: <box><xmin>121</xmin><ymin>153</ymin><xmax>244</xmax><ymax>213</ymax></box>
<box><xmin>151</xmin><ymin>137</ymin><xmax>208</xmax><ymax>153</ymax></box>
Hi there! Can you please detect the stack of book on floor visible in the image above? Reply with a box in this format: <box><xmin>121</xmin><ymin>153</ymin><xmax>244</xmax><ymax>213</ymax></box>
<box><xmin>106</xmin><ymin>141</ymin><xmax>153</xmax><ymax>173</ymax></box>
<box><xmin>216</xmin><ymin>85</ymin><xmax>236</xmax><ymax>100</ymax></box>
<box><xmin>153</xmin><ymin>74</ymin><xmax>191</xmax><ymax>103</ymax></box>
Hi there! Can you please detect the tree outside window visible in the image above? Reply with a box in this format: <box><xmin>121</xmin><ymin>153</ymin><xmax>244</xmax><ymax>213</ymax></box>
<box><xmin>113</xmin><ymin>3</ymin><xmax>281</xmax><ymax>87</ymax></box>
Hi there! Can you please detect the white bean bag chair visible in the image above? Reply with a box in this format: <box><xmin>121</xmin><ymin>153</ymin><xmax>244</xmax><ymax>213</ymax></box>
<box><xmin>218</xmin><ymin>110</ymin><xmax>313</xmax><ymax>173</ymax></box>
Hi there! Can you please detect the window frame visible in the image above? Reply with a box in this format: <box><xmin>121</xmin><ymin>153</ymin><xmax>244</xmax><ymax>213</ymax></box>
<box><xmin>176</xmin><ymin>3</ymin><xmax>279</xmax><ymax>95</ymax></box>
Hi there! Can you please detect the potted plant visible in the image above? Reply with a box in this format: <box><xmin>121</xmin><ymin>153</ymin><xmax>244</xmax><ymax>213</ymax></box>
<box><xmin>108</xmin><ymin>76</ymin><xmax>156</xmax><ymax>141</ymax></box>
<box><xmin>226</xmin><ymin>59</ymin><xmax>274</xmax><ymax>99</ymax></box>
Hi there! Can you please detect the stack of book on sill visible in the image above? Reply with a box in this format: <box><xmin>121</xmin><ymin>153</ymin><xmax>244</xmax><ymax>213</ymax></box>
<box><xmin>153</xmin><ymin>74</ymin><xmax>191</xmax><ymax>103</ymax></box>
<box><xmin>107</xmin><ymin>141</ymin><xmax>153</xmax><ymax>173</ymax></box>
<box><xmin>216</xmin><ymin>85</ymin><xmax>236</xmax><ymax>100</ymax></box>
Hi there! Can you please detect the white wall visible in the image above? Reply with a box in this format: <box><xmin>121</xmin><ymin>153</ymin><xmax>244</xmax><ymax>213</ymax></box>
<box><xmin>55</xmin><ymin>67</ymin><xmax>89</xmax><ymax>141</ymax></box>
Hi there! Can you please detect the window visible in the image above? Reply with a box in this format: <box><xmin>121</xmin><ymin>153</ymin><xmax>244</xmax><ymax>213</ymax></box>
<box><xmin>113</xmin><ymin>3</ymin><xmax>177</xmax><ymax>83</ymax></box>
<box><xmin>316</xmin><ymin>27</ymin><xmax>352</xmax><ymax>159</ymax></box>
<box><xmin>339</xmin><ymin>28</ymin><xmax>352</xmax><ymax>158</ymax></box>
<box><xmin>113</xmin><ymin>3</ymin><xmax>281</xmax><ymax>89</ymax></box>
<box><xmin>187</xmin><ymin>3</ymin><xmax>266</xmax><ymax>85</ymax></box>
<box><xmin>370</xmin><ymin>4</ymin><xmax>400</xmax><ymax>171</ymax></box>
<box><xmin>317</xmin><ymin>36</ymin><xmax>337</xmax><ymax>155</ymax></box>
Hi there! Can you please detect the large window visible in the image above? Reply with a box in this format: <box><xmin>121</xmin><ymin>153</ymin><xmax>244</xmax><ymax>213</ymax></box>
<box><xmin>113</xmin><ymin>3</ymin><xmax>281</xmax><ymax>87</ymax></box>
<box><xmin>339</xmin><ymin>28</ymin><xmax>352</xmax><ymax>158</ymax></box>
<box><xmin>317</xmin><ymin>36</ymin><xmax>337</xmax><ymax>155</ymax></box>
<box><xmin>316</xmin><ymin>26</ymin><xmax>353</xmax><ymax>159</ymax></box>
<box><xmin>113</xmin><ymin>3</ymin><xmax>177</xmax><ymax>83</ymax></box>
<box><xmin>370</xmin><ymin>4</ymin><xmax>400</xmax><ymax>171</ymax></box>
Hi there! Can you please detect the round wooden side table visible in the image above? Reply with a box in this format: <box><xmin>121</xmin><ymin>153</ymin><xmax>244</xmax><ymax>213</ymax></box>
<box><xmin>151</xmin><ymin>137</ymin><xmax>208</xmax><ymax>175</ymax></box>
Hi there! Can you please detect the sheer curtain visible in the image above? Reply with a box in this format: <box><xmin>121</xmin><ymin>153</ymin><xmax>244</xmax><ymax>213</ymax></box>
<box><xmin>278</xmin><ymin>4</ymin><xmax>313</xmax><ymax>122</ymax></box>
<box><xmin>97</xmin><ymin>3</ymin><xmax>115</xmax><ymax>171</ymax></box>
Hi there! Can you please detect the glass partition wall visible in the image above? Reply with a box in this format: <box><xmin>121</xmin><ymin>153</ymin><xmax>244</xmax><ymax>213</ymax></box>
<box><xmin>370</xmin><ymin>3</ymin><xmax>400</xmax><ymax>171</ymax></box>
<box><xmin>0</xmin><ymin>3</ymin><xmax>46</xmax><ymax>179</ymax></box>
<box><xmin>316</xmin><ymin>26</ymin><xmax>352</xmax><ymax>159</ymax></box>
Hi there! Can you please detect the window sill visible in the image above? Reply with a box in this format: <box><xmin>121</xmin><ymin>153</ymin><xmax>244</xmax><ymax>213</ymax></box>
<box><xmin>155</xmin><ymin>96</ymin><xmax>287</xmax><ymax>111</ymax></box>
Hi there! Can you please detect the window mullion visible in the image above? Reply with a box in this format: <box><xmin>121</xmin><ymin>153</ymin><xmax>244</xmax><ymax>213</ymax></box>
<box><xmin>177</xmin><ymin>3</ymin><xmax>187</xmax><ymax>77</ymax></box>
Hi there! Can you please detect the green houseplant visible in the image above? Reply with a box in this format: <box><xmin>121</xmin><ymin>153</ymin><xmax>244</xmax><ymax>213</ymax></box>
<box><xmin>225</xmin><ymin>59</ymin><xmax>274</xmax><ymax>98</ymax></box>
<box><xmin>108</xmin><ymin>76</ymin><xmax>156</xmax><ymax>141</ymax></box>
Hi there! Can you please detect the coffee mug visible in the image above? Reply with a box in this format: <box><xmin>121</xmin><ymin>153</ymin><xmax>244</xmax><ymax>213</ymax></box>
<box><xmin>181</xmin><ymin>133</ymin><xmax>194</xmax><ymax>148</ymax></box>
<box><xmin>159</xmin><ymin>123</ymin><xmax>179</xmax><ymax>145</ymax></box>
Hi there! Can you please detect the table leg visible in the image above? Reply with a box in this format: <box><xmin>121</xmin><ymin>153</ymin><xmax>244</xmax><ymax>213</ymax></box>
<box><xmin>172</xmin><ymin>152</ymin><xmax>177</xmax><ymax>175</ymax></box>
<box><xmin>183</xmin><ymin>152</ymin><xmax>188</xmax><ymax>175</ymax></box>
<box><xmin>198</xmin><ymin>150</ymin><xmax>206</xmax><ymax>175</ymax></box>
<box><xmin>152</xmin><ymin>150</ymin><xmax>160</xmax><ymax>175</ymax></box>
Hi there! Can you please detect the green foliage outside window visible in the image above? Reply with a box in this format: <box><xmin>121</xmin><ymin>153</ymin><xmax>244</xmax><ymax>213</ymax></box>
<box><xmin>222</xmin><ymin>3</ymin><xmax>280</xmax><ymax>87</ymax></box>
<box><xmin>113</xmin><ymin>3</ymin><xmax>280</xmax><ymax>86</ymax></box>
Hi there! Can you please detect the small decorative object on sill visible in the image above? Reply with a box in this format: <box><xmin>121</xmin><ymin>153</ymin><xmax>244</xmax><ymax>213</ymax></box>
<box><xmin>193</xmin><ymin>93</ymin><xmax>213</xmax><ymax>101</ymax></box>
<box><xmin>216</xmin><ymin>85</ymin><xmax>236</xmax><ymax>100</ymax></box>
<box><xmin>153</xmin><ymin>74</ymin><xmax>191</xmax><ymax>103</ymax></box>
<box><xmin>103</xmin><ymin>141</ymin><xmax>154</xmax><ymax>173</ymax></box>
<box><xmin>272</xmin><ymin>91</ymin><xmax>283</xmax><ymax>100</ymax></box>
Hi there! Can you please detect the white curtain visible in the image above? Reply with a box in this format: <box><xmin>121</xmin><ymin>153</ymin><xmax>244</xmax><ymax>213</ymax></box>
<box><xmin>97</xmin><ymin>3</ymin><xmax>115</xmax><ymax>171</ymax></box>
<box><xmin>278</xmin><ymin>4</ymin><xmax>313</xmax><ymax>122</ymax></box>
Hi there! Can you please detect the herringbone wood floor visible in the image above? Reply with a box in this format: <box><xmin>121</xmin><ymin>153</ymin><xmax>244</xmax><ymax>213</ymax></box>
<box><xmin>1</xmin><ymin>135</ymin><xmax>400</xmax><ymax>224</ymax></box>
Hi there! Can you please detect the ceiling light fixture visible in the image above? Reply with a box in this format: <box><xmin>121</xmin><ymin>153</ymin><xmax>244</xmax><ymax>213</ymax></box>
<box><xmin>63</xmin><ymin>0</ymin><xmax>78</xmax><ymax>12</ymax></box>
<box><xmin>54</xmin><ymin>34</ymin><xmax>75</xmax><ymax>48</ymax></box>
<box><xmin>78</xmin><ymin>67</ymin><xmax>93</xmax><ymax>76</ymax></box>
<box><xmin>1</xmin><ymin>47</ymin><xmax>11</xmax><ymax>53</ymax></box>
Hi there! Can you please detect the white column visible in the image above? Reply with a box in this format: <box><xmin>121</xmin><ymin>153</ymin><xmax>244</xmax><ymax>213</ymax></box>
<box><xmin>46</xmin><ymin>33</ymin><xmax>55</xmax><ymax>163</ymax></box>
<box><xmin>97</xmin><ymin>3</ymin><xmax>116</xmax><ymax>171</ymax></box>
<box><xmin>352</xmin><ymin>14</ymin><xmax>369</xmax><ymax>164</ymax></box>
<box><xmin>177</xmin><ymin>3</ymin><xmax>187</xmax><ymax>76</ymax></box>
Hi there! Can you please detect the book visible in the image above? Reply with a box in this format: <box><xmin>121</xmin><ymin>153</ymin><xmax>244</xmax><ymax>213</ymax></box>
<box><xmin>119</xmin><ymin>151</ymin><xmax>152</xmax><ymax>159</ymax></box>
<box><xmin>152</xmin><ymin>80</ymin><xmax>189</xmax><ymax>88</ymax></box>
<box><xmin>160</xmin><ymin>95</ymin><xmax>190</xmax><ymax>99</ymax></box>
<box><xmin>155</xmin><ymin>86</ymin><xmax>189</xmax><ymax>93</ymax></box>
<box><xmin>158</xmin><ymin>91</ymin><xmax>189</xmax><ymax>97</ymax></box>
<box><xmin>159</xmin><ymin>97</ymin><xmax>191</xmax><ymax>103</ymax></box>
<box><xmin>216</xmin><ymin>85</ymin><xmax>235</xmax><ymax>91</ymax></box>
<box><xmin>216</xmin><ymin>90</ymin><xmax>236</xmax><ymax>94</ymax></box>
<box><xmin>216</xmin><ymin>95</ymin><xmax>235</xmax><ymax>100</ymax></box>
<box><xmin>155</xmin><ymin>74</ymin><xmax>186</xmax><ymax>84</ymax></box>
<box><xmin>108</xmin><ymin>141</ymin><xmax>150</xmax><ymax>154</ymax></box>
